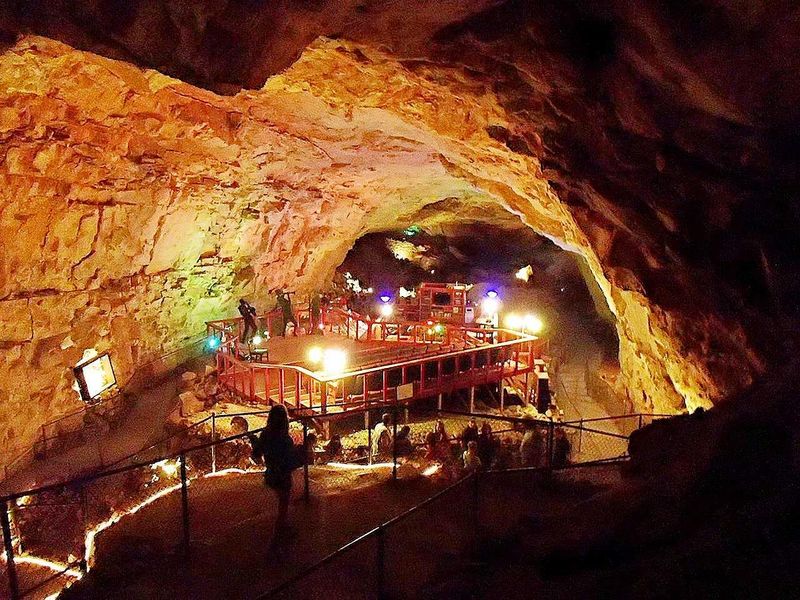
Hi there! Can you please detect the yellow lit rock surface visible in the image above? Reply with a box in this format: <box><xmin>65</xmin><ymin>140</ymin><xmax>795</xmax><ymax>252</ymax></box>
<box><xmin>0</xmin><ymin>36</ymin><xmax>762</xmax><ymax>466</ymax></box>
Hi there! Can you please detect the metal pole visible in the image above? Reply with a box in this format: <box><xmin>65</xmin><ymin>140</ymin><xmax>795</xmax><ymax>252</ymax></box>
<box><xmin>392</xmin><ymin>407</ymin><xmax>398</xmax><ymax>481</ymax></box>
<box><xmin>303</xmin><ymin>420</ymin><xmax>310</xmax><ymax>503</ymax></box>
<box><xmin>547</xmin><ymin>420</ymin><xmax>555</xmax><ymax>468</ymax></box>
<box><xmin>472</xmin><ymin>471</ymin><xmax>480</xmax><ymax>552</ymax></box>
<box><xmin>80</xmin><ymin>486</ymin><xmax>89</xmax><ymax>572</ymax></box>
<box><xmin>376</xmin><ymin>525</ymin><xmax>386</xmax><ymax>599</ymax></box>
<box><xmin>578</xmin><ymin>418</ymin><xmax>584</xmax><ymax>453</ymax></box>
<box><xmin>1</xmin><ymin>499</ymin><xmax>20</xmax><ymax>600</ymax></box>
<box><xmin>367</xmin><ymin>410</ymin><xmax>373</xmax><ymax>466</ymax></box>
<box><xmin>638</xmin><ymin>414</ymin><xmax>644</xmax><ymax>429</ymax></box>
<box><xmin>500</xmin><ymin>381</ymin><xmax>505</xmax><ymax>412</ymax></box>
<box><xmin>180</xmin><ymin>453</ymin><xmax>190</xmax><ymax>560</ymax></box>
<box><xmin>211</xmin><ymin>412</ymin><xmax>217</xmax><ymax>474</ymax></box>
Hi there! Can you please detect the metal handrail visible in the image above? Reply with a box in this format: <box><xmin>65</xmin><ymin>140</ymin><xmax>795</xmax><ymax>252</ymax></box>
<box><xmin>257</xmin><ymin>458</ymin><xmax>628</xmax><ymax>598</ymax></box>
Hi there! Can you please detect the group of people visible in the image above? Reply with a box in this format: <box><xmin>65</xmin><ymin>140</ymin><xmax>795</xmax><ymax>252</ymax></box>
<box><xmin>238</xmin><ymin>290</ymin><xmax>331</xmax><ymax>347</ymax></box>
<box><xmin>369</xmin><ymin>414</ymin><xmax>500</xmax><ymax>474</ymax></box>
<box><xmin>250</xmin><ymin>404</ymin><xmax>572</xmax><ymax>541</ymax></box>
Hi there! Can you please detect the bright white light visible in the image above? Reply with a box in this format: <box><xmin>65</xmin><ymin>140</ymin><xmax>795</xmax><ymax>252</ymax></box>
<box><xmin>486</xmin><ymin>289</ymin><xmax>498</xmax><ymax>299</ymax></box>
<box><xmin>379</xmin><ymin>303</ymin><xmax>394</xmax><ymax>318</ymax></box>
<box><xmin>422</xmin><ymin>464</ymin><xmax>441</xmax><ymax>476</ymax></box>
<box><xmin>482</xmin><ymin>297</ymin><xmax>500</xmax><ymax>315</ymax></box>
<box><xmin>151</xmin><ymin>459</ymin><xmax>180</xmax><ymax>478</ymax></box>
<box><xmin>505</xmin><ymin>314</ymin><xmax>523</xmax><ymax>330</ymax></box>
<box><xmin>251</xmin><ymin>335</ymin><xmax>263</xmax><ymax>345</ymax></box>
<box><xmin>515</xmin><ymin>265</ymin><xmax>533</xmax><ymax>282</ymax></box>
<box><xmin>308</xmin><ymin>346</ymin><xmax>323</xmax><ymax>364</ymax></box>
<box><xmin>322</xmin><ymin>349</ymin><xmax>347</xmax><ymax>375</ymax></box>
<box><xmin>524</xmin><ymin>314</ymin><xmax>544</xmax><ymax>334</ymax></box>
<box><xmin>399</xmin><ymin>287</ymin><xmax>416</xmax><ymax>298</ymax></box>
<box><xmin>379</xmin><ymin>294</ymin><xmax>391</xmax><ymax>303</ymax></box>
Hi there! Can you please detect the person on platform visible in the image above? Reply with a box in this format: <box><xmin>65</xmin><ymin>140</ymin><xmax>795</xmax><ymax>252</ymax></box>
<box><xmin>393</xmin><ymin>425</ymin><xmax>414</xmax><ymax>457</ymax></box>
<box><xmin>250</xmin><ymin>404</ymin><xmax>297</xmax><ymax>537</ymax></box>
<box><xmin>276</xmin><ymin>290</ymin><xmax>299</xmax><ymax>337</ymax></box>
<box><xmin>238</xmin><ymin>298</ymin><xmax>258</xmax><ymax>344</ymax></box>
<box><xmin>309</xmin><ymin>292</ymin><xmax>323</xmax><ymax>335</ymax></box>
<box><xmin>425</xmin><ymin>431</ymin><xmax>438</xmax><ymax>461</ymax></box>
<box><xmin>463</xmin><ymin>440</ymin><xmax>482</xmax><ymax>473</ymax></box>
<box><xmin>461</xmin><ymin>418</ymin><xmax>479</xmax><ymax>450</ymax></box>
<box><xmin>477</xmin><ymin>421</ymin><xmax>496</xmax><ymax>469</ymax></box>
<box><xmin>373</xmin><ymin>413</ymin><xmax>393</xmax><ymax>459</ymax></box>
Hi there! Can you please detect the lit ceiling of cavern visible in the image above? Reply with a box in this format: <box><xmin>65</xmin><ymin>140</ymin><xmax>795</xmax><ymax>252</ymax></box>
<box><xmin>1</xmin><ymin>1</ymin><xmax>798</xmax><ymax>464</ymax></box>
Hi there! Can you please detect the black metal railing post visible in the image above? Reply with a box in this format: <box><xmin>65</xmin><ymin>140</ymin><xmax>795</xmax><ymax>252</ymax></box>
<box><xmin>376</xmin><ymin>525</ymin><xmax>386</xmax><ymax>599</ymax></box>
<box><xmin>392</xmin><ymin>405</ymin><xmax>398</xmax><ymax>481</ymax></box>
<box><xmin>638</xmin><ymin>413</ymin><xmax>644</xmax><ymax>429</ymax></box>
<box><xmin>547</xmin><ymin>419</ymin><xmax>555</xmax><ymax>468</ymax></box>
<box><xmin>179</xmin><ymin>453</ymin><xmax>190</xmax><ymax>560</ymax></box>
<box><xmin>1</xmin><ymin>499</ymin><xmax>20</xmax><ymax>600</ymax></box>
<box><xmin>303</xmin><ymin>419</ymin><xmax>310</xmax><ymax>503</ymax></box>
<box><xmin>472</xmin><ymin>471</ymin><xmax>480</xmax><ymax>553</ymax></box>
<box><xmin>79</xmin><ymin>485</ymin><xmax>89</xmax><ymax>573</ymax></box>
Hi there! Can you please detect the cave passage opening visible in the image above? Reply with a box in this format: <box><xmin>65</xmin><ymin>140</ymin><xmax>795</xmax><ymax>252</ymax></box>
<box><xmin>334</xmin><ymin>218</ymin><xmax>622</xmax><ymax>421</ymax></box>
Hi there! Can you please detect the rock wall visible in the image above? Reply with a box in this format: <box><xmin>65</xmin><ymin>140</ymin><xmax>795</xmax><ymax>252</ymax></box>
<box><xmin>0</xmin><ymin>34</ymin><xmax>763</xmax><ymax>467</ymax></box>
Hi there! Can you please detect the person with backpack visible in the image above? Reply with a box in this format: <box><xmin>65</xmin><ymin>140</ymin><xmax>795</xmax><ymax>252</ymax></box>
<box><xmin>250</xmin><ymin>404</ymin><xmax>299</xmax><ymax>537</ymax></box>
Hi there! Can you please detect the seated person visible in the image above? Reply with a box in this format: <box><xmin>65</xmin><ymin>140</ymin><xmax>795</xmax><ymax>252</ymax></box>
<box><xmin>325</xmin><ymin>434</ymin><xmax>343</xmax><ymax>460</ymax></box>
<box><xmin>393</xmin><ymin>425</ymin><xmax>414</xmax><ymax>457</ymax></box>
<box><xmin>462</xmin><ymin>440</ymin><xmax>482</xmax><ymax>472</ymax></box>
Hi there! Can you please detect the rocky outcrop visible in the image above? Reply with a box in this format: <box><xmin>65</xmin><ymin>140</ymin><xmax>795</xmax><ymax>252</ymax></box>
<box><xmin>0</xmin><ymin>24</ymin><xmax>774</xmax><ymax>467</ymax></box>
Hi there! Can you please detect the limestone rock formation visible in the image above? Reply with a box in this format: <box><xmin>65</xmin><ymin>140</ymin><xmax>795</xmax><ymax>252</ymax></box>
<box><xmin>2</xmin><ymin>0</ymin><xmax>796</xmax><ymax>469</ymax></box>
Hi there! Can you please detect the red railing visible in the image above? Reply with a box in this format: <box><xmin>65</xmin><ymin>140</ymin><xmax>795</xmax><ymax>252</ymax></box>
<box><xmin>206</xmin><ymin>309</ymin><xmax>545</xmax><ymax>416</ymax></box>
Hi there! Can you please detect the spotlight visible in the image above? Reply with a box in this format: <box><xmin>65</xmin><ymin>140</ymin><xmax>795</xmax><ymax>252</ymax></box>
<box><xmin>482</xmin><ymin>296</ymin><xmax>499</xmax><ymax>315</ymax></box>
<box><xmin>379</xmin><ymin>294</ymin><xmax>391</xmax><ymax>303</ymax></box>
<box><xmin>379</xmin><ymin>303</ymin><xmax>394</xmax><ymax>318</ymax></box>
<box><xmin>207</xmin><ymin>337</ymin><xmax>220</xmax><ymax>350</ymax></box>
<box><xmin>486</xmin><ymin>289</ymin><xmax>498</xmax><ymax>298</ymax></box>
<box><xmin>524</xmin><ymin>314</ymin><xmax>544</xmax><ymax>334</ymax></box>
<box><xmin>322</xmin><ymin>349</ymin><xmax>347</xmax><ymax>375</ymax></box>
<box><xmin>251</xmin><ymin>335</ymin><xmax>263</xmax><ymax>346</ymax></box>
<box><xmin>308</xmin><ymin>346</ymin><xmax>323</xmax><ymax>364</ymax></box>
<box><xmin>505</xmin><ymin>314</ymin><xmax>523</xmax><ymax>330</ymax></box>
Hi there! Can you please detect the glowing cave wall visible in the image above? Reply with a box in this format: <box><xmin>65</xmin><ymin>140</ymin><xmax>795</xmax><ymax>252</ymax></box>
<box><xmin>0</xmin><ymin>36</ymin><xmax>760</xmax><ymax>467</ymax></box>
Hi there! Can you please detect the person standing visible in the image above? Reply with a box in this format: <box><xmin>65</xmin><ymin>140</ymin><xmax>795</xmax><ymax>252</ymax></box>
<box><xmin>309</xmin><ymin>292</ymin><xmax>322</xmax><ymax>335</ymax></box>
<box><xmin>250</xmin><ymin>405</ymin><xmax>297</xmax><ymax>537</ymax></box>
<box><xmin>238</xmin><ymin>298</ymin><xmax>258</xmax><ymax>344</ymax></box>
<box><xmin>373</xmin><ymin>413</ymin><xmax>393</xmax><ymax>459</ymax></box>
<box><xmin>477</xmin><ymin>422</ymin><xmax>496</xmax><ymax>469</ymax></box>
<box><xmin>463</xmin><ymin>440</ymin><xmax>482</xmax><ymax>473</ymax></box>
<box><xmin>276</xmin><ymin>290</ymin><xmax>299</xmax><ymax>337</ymax></box>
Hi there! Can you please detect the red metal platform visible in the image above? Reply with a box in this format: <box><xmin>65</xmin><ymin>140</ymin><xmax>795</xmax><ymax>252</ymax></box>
<box><xmin>206</xmin><ymin>307</ymin><xmax>546</xmax><ymax>417</ymax></box>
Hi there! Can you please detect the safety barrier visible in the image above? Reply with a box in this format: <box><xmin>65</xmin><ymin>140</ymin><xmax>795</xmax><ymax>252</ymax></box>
<box><xmin>206</xmin><ymin>309</ymin><xmax>545</xmax><ymax>415</ymax></box>
<box><xmin>0</xmin><ymin>402</ymin><xmax>668</xmax><ymax>600</ymax></box>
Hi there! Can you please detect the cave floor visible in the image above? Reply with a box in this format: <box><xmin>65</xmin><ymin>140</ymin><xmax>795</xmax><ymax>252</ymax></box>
<box><xmin>59</xmin><ymin>463</ymin><xmax>622</xmax><ymax>600</ymax></box>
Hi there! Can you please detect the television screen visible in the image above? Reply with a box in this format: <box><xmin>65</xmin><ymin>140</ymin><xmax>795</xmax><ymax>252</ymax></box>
<box><xmin>74</xmin><ymin>353</ymin><xmax>117</xmax><ymax>401</ymax></box>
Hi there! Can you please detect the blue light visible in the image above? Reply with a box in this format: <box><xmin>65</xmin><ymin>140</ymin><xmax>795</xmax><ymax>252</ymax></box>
<box><xmin>207</xmin><ymin>336</ymin><xmax>220</xmax><ymax>350</ymax></box>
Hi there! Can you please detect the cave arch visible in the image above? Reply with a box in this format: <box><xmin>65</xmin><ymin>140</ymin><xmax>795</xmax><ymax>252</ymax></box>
<box><xmin>0</xmin><ymin>34</ymin><xmax>761</xmax><ymax>470</ymax></box>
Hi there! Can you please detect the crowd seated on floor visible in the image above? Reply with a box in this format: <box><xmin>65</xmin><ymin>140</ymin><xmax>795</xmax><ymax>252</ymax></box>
<box><xmin>296</xmin><ymin>413</ymin><xmax>572</xmax><ymax>478</ymax></box>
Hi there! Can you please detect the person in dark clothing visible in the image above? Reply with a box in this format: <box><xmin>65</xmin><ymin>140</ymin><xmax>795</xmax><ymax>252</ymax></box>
<box><xmin>325</xmin><ymin>434</ymin><xmax>343</xmax><ymax>460</ymax></box>
<box><xmin>238</xmin><ymin>298</ymin><xmax>258</xmax><ymax>344</ymax></box>
<box><xmin>552</xmin><ymin>427</ymin><xmax>571</xmax><ymax>467</ymax></box>
<box><xmin>309</xmin><ymin>292</ymin><xmax>322</xmax><ymax>335</ymax></box>
<box><xmin>461</xmin><ymin>418</ymin><xmax>479</xmax><ymax>450</ymax></box>
<box><xmin>477</xmin><ymin>421</ymin><xmax>496</xmax><ymax>469</ymax></box>
<box><xmin>393</xmin><ymin>425</ymin><xmax>414</xmax><ymax>457</ymax></box>
<box><xmin>250</xmin><ymin>404</ymin><xmax>297</xmax><ymax>535</ymax></box>
<box><xmin>276</xmin><ymin>290</ymin><xmax>299</xmax><ymax>337</ymax></box>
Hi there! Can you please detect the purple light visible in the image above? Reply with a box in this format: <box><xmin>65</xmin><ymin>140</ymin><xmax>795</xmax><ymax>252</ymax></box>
<box><xmin>486</xmin><ymin>289</ymin><xmax>498</xmax><ymax>299</ymax></box>
<box><xmin>379</xmin><ymin>294</ymin><xmax>391</xmax><ymax>303</ymax></box>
